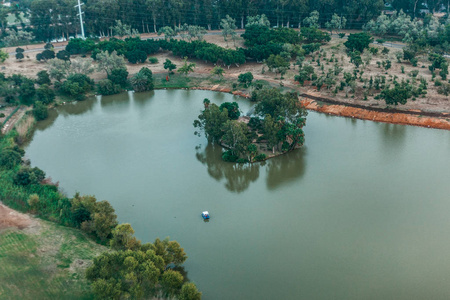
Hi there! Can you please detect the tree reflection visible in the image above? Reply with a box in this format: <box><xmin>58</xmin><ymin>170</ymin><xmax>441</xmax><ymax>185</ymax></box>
<box><xmin>266</xmin><ymin>148</ymin><xmax>306</xmax><ymax>190</ymax></box>
<box><xmin>34</xmin><ymin>96</ymin><xmax>97</xmax><ymax>132</ymax></box>
<box><xmin>195</xmin><ymin>143</ymin><xmax>260</xmax><ymax>193</ymax></box>
<box><xmin>196</xmin><ymin>143</ymin><xmax>307</xmax><ymax>193</ymax></box>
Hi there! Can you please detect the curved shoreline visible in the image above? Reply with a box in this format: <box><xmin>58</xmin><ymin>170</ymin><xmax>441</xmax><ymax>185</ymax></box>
<box><xmin>188</xmin><ymin>86</ymin><xmax>450</xmax><ymax>130</ymax></box>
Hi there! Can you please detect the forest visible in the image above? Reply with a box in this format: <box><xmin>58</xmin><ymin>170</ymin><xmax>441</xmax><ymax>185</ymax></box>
<box><xmin>0</xmin><ymin>0</ymin><xmax>448</xmax><ymax>42</ymax></box>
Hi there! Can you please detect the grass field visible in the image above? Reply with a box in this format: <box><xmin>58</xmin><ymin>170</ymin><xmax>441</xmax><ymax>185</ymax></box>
<box><xmin>0</xmin><ymin>220</ymin><xmax>106</xmax><ymax>300</ymax></box>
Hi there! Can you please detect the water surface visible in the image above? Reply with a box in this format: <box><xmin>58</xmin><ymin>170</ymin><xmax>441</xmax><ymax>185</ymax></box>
<box><xmin>26</xmin><ymin>90</ymin><xmax>450</xmax><ymax>300</ymax></box>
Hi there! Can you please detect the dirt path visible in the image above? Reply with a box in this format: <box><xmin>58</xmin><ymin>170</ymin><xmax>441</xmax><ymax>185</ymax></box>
<box><xmin>1</xmin><ymin>106</ymin><xmax>30</xmax><ymax>134</ymax></box>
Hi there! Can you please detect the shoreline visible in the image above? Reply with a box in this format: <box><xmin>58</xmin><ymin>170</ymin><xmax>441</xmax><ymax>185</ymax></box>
<box><xmin>188</xmin><ymin>86</ymin><xmax>450</xmax><ymax>130</ymax></box>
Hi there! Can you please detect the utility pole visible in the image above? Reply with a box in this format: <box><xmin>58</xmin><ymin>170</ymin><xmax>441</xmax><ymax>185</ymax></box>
<box><xmin>75</xmin><ymin>0</ymin><xmax>85</xmax><ymax>39</ymax></box>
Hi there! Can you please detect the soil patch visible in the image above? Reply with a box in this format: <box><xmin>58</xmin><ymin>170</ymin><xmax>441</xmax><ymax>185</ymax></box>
<box><xmin>0</xmin><ymin>202</ymin><xmax>34</xmax><ymax>230</ymax></box>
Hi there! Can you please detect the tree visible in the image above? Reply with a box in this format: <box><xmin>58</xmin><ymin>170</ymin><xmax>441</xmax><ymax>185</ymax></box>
<box><xmin>56</xmin><ymin>50</ymin><xmax>70</xmax><ymax>61</ymax></box>
<box><xmin>193</xmin><ymin>103</ymin><xmax>229</xmax><ymax>143</ymax></box>
<box><xmin>59</xmin><ymin>74</ymin><xmax>94</xmax><ymax>100</ymax></box>
<box><xmin>69</xmin><ymin>57</ymin><xmax>95</xmax><ymax>75</ymax></box>
<box><xmin>130</xmin><ymin>67</ymin><xmax>154</xmax><ymax>92</ymax></box>
<box><xmin>263</xmin><ymin>114</ymin><xmax>282</xmax><ymax>153</ymax></box>
<box><xmin>325</xmin><ymin>13</ymin><xmax>347</xmax><ymax>34</ymax></box>
<box><xmin>15</xmin><ymin>47</ymin><xmax>24</xmax><ymax>61</ymax></box>
<box><xmin>238</xmin><ymin>72</ymin><xmax>253</xmax><ymax>87</ymax></box>
<box><xmin>179</xmin><ymin>283</ymin><xmax>202</xmax><ymax>300</ymax></box>
<box><xmin>344</xmin><ymin>32</ymin><xmax>373</xmax><ymax>52</ymax></box>
<box><xmin>265</xmin><ymin>54</ymin><xmax>290</xmax><ymax>76</ymax></box>
<box><xmin>246</xmin><ymin>14</ymin><xmax>270</xmax><ymax>28</ymax></box>
<box><xmin>178</xmin><ymin>57</ymin><xmax>196</xmax><ymax>76</ymax></box>
<box><xmin>36</xmin><ymin>84</ymin><xmax>55</xmax><ymax>104</ymax></box>
<box><xmin>86</xmin><ymin>248</ymin><xmax>164</xmax><ymax>299</ymax></box>
<box><xmin>160</xmin><ymin>269</ymin><xmax>184</xmax><ymax>298</ymax></box>
<box><xmin>158</xmin><ymin>26</ymin><xmax>177</xmax><ymax>40</ymax></box>
<box><xmin>19</xmin><ymin>78</ymin><xmax>36</xmax><ymax>104</ymax></box>
<box><xmin>110</xmin><ymin>223</ymin><xmax>141</xmax><ymax>250</ymax></box>
<box><xmin>151</xmin><ymin>238</ymin><xmax>187</xmax><ymax>267</ymax></box>
<box><xmin>303</xmin><ymin>11</ymin><xmax>320</xmax><ymax>28</ymax></box>
<box><xmin>47</xmin><ymin>59</ymin><xmax>71</xmax><ymax>81</ymax></box>
<box><xmin>97</xmin><ymin>79</ymin><xmax>121</xmax><ymax>95</ymax></box>
<box><xmin>221</xmin><ymin>15</ymin><xmax>237</xmax><ymax>47</ymax></box>
<box><xmin>222</xmin><ymin>120</ymin><xmax>250</xmax><ymax>158</ymax></box>
<box><xmin>108</xmin><ymin>67</ymin><xmax>129</xmax><ymax>88</ymax></box>
<box><xmin>211</xmin><ymin>66</ymin><xmax>224</xmax><ymax>80</ymax></box>
<box><xmin>36</xmin><ymin>70</ymin><xmax>51</xmax><ymax>85</ymax></box>
<box><xmin>36</xmin><ymin>50</ymin><xmax>55</xmax><ymax>62</ymax></box>
<box><xmin>220</xmin><ymin>102</ymin><xmax>240</xmax><ymax>120</ymax></box>
<box><xmin>96</xmin><ymin>50</ymin><xmax>126</xmax><ymax>76</ymax></box>
<box><xmin>164</xmin><ymin>59</ymin><xmax>177</xmax><ymax>74</ymax></box>
<box><xmin>126</xmin><ymin>50</ymin><xmax>147</xmax><ymax>64</ymax></box>
<box><xmin>0</xmin><ymin>49</ymin><xmax>8</xmax><ymax>63</ymax></box>
<box><xmin>111</xmin><ymin>20</ymin><xmax>132</xmax><ymax>37</ymax></box>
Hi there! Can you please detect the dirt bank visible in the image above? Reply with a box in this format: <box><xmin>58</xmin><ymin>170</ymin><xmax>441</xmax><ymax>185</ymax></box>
<box><xmin>0</xmin><ymin>203</ymin><xmax>34</xmax><ymax>230</ymax></box>
<box><xmin>300</xmin><ymin>99</ymin><xmax>450</xmax><ymax>130</ymax></box>
<box><xmin>190</xmin><ymin>85</ymin><xmax>450</xmax><ymax>130</ymax></box>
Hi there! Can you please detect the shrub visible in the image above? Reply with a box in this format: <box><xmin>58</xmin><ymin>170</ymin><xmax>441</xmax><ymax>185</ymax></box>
<box><xmin>238</xmin><ymin>72</ymin><xmax>253</xmax><ymax>87</ymax></box>
<box><xmin>148</xmin><ymin>57</ymin><xmax>158</xmax><ymax>64</ymax></box>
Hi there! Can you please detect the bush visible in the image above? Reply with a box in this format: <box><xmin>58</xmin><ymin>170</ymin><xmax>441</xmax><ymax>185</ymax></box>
<box><xmin>56</xmin><ymin>50</ymin><xmax>71</xmax><ymax>61</ymax></box>
<box><xmin>338</xmin><ymin>33</ymin><xmax>346</xmax><ymax>38</ymax></box>
<box><xmin>66</xmin><ymin>38</ymin><xmax>96</xmax><ymax>55</ymax></box>
<box><xmin>96</xmin><ymin>79</ymin><xmax>121</xmax><ymax>95</ymax></box>
<box><xmin>344</xmin><ymin>32</ymin><xmax>373</xmax><ymax>52</ymax></box>
<box><xmin>148</xmin><ymin>57</ymin><xmax>158</xmax><ymax>64</ymax></box>
<box><xmin>238</xmin><ymin>72</ymin><xmax>253</xmax><ymax>87</ymax></box>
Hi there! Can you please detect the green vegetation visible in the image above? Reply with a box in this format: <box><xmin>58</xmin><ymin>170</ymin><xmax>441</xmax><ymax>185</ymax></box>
<box><xmin>194</xmin><ymin>88</ymin><xmax>307</xmax><ymax>162</ymax></box>
<box><xmin>0</xmin><ymin>220</ymin><xmax>106</xmax><ymax>299</ymax></box>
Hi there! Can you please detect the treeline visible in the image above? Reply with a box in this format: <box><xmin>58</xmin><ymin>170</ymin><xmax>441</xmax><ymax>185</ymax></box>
<box><xmin>12</xmin><ymin>0</ymin><xmax>390</xmax><ymax>42</ymax></box>
<box><xmin>0</xmin><ymin>130</ymin><xmax>201</xmax><ymax>299</ymax></box>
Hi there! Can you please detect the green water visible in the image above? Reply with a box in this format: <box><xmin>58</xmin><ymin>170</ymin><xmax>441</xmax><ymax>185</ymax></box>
<box><xmin>26</xmin><ymin>90</ymin><xmax>450</xmax><ymax>300</ymax></box>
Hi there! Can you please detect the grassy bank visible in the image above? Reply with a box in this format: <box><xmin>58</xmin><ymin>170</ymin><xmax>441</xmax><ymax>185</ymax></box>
<box><xmin>0</xmin><ymin>220</ymin><xmax>106</xmax><ymax>299</ymax></box>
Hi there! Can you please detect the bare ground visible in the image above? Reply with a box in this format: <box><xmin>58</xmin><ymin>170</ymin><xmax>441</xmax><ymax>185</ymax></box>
<box><xmin>0</xmin><ymin>202</ymin><xmax>37</xmax><ymax>231</ymax></box>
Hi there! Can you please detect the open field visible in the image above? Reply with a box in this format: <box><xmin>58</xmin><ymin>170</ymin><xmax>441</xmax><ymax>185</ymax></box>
<box><xmin>0</xmin><ymin>206</ymin><xmax>106</xmax><ymax>300</ymax></box>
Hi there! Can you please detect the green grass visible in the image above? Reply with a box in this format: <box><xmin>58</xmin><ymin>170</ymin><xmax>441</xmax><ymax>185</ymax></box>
<box><xmin>154</xmin><ymin>73</ymin><xmax>201</xmax><ymax>89</ymax></box>
<box><xmin>0</xmin><ymin>220</ymin><xmax>106</xmax><ymax>300</ymax></box>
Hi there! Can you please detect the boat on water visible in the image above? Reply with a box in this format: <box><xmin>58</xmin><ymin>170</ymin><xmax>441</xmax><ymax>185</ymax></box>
<box><xmin>202</xmin><ymin>211</ymin><xmax>210</xmax><ymax>220</ymax></box>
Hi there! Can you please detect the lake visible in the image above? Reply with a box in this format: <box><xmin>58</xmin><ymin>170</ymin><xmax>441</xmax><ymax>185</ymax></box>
<box><xmin>25</xmin><ymin>90</ymin><xmax>450</xmax><ymax>300</ymax></box>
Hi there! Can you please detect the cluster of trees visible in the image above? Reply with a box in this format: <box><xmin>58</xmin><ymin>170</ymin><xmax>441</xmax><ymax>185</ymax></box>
<box><xmin>87</xmin><ymin>232</ymin><xmax>201</xmax><ymax>299</ymax></box>
<box><xmin>0</xmin><ymin>130</ymin><xmax>201</xmax><ymax>299</ymax></box>
<box><xmin>194</xmin><ymin>88</ymin><xmax>307</xmax><ymax>162</ymax></box>
<box><xmin>2</xmin><ymin>0</ymin><xmax>392</xmax><ymax>44</ymax></box>
<box><xmin>160</xmin><ymin>39</ymin><xmax>246</xmax><ymax>68</ymax></box>
<box><xmin>364</xmin><ymin>11</ymin><xmax>450</xmax><ymax>52</ymax></box>
<box><xmin>0</xmin><ymin>71</ymin><xmax>55</xmax><ymax>120</ymax></box>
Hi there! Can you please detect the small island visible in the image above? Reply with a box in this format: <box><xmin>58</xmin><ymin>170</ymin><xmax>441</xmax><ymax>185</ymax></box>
<box><xmin>194</xmin><ymin>87</ymin><xmax>307</xmax><ymax>163</ymax></box>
